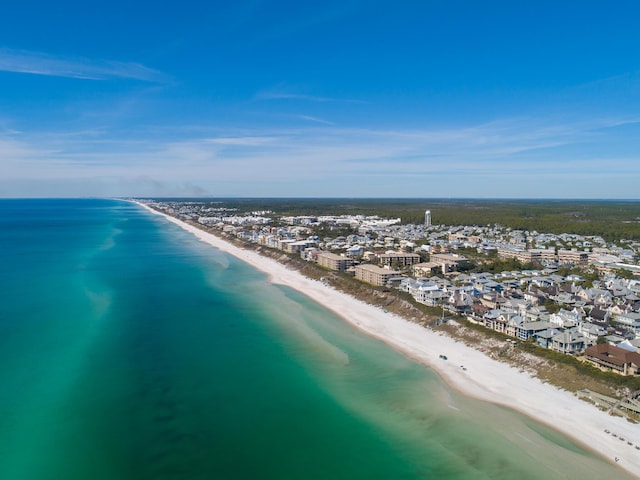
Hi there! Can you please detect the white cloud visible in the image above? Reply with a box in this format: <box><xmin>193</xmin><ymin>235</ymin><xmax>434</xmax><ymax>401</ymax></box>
<box><xmin>254</xmin><ymin>91</ymin><xmax>336</xmax><ymax>102</ymax></box>
<box><xmin>0</xmin><ymin>48</ymin><xmax>169</xmax><ymax>82</ymax></box>
<box><xmin>1</xmin><ymin>113</ymin><xmax>638</xmax><ymax>198</ymax></box>
<box><xmin>254</xmin><ymin>84</ymin><xmax>366</xmax><ymax>104</ymax></box>
<box><xmin>204</xmin><ymin>136</ymin><xmax>280</xmax><ymax>146</ymax></box>
<box><xmin>295</xmin><ymin>115</ymin><xmax>335</xmax><ymax>125</ymax></box>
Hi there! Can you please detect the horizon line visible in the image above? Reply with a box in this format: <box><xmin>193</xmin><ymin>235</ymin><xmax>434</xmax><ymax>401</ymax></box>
<box><xmin>3</xmin><ymin>196</ymin><xmax>640</xmax><ymax>202</ymax></box>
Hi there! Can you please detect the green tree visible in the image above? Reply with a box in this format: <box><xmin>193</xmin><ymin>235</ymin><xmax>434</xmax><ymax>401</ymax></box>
<box><xmin>613</xmin><ymin>268</ymin><xmax>634</xmax><ymax>280</ymax></box>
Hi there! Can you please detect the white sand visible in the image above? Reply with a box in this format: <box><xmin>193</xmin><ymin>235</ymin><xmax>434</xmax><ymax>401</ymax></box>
<box><xmin>137</xmin><ymin>202</ymin><xmax>640</xmax><ymax>478</ymax></box>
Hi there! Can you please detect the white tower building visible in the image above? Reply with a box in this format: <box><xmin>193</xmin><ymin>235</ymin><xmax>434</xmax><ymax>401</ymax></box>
<box><xmin>424</xmin><ymin>210</ymin><xmax>431</xmax><ymax>227</ymax></box>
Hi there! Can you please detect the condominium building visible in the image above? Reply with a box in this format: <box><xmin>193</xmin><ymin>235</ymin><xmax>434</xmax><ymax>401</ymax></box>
<box><xmin>585</xmin><ymin>344</ymin><xmax>640</xmax><ymax>376</ymax></box>
<box><xmin>354</xmin><ymin>264</ymin><xmax>398</xmax><ymax>286</ymax></box>
<box><xmin>498</xmin><ymin>247</ymin><xmax>556</xmax><ymax>263</ymax></box>
<box><xmin>317</xmin><ymin>252</ymin><xmax>354</xmax><ymax>271</ymax></box>
<box><xmin>557</xmin><ymin>249</ymin><xmax>589</xmax><ymax>264</ymax></box>
<box><xmin>378</xmin><ymin>252</ymin><xmax>422</xmax><ymax>268</ymax></box>
<box><xmin>429</xmin><ymin>253</ymin><xmax>468</xmax><ymax>273</ymax></box>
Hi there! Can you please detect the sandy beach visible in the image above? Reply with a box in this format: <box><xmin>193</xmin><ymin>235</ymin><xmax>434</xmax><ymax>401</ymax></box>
<box><xmin>137</xmin><ymin>201</ymin><xmax>640</xmax><ymax>478</ymax></box>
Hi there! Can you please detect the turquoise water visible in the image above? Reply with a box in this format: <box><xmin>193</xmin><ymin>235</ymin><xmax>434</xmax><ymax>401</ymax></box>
<box><xmin>0</xmin><ymin>199</ymin><xmax>632</xmax><ymax>479</ymax></box>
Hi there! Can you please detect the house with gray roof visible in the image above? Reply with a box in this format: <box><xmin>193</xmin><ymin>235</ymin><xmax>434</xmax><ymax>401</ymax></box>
<box><xmin>549</xmin><ymin>309</ymin><xmax>580</xmax><ymax>329</ymax></box>
<box><xmin>550</xmin><ymin>330</ymin><xmax>587</xmax><ymax>354</ymax></box>
<box><xmin>612</xmin><ymin>312</ymin><xmax>640</xmax><ymax>337</ymax></box>
<box><xmin>577</xmin><ymin>321</ymin><xmax>607</xmax><ymax>341</ymax></box>
<box><xmin>516</xmin><ymin>321</ymin><xmax>556</xmax><ymax>342</ymax></box>
<box><xmin>534</xmin><ymin>328</ymin><xmax>561</xmax><ymax>349</ymax></box>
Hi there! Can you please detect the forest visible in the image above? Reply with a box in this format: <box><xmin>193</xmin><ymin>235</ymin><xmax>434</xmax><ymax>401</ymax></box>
<box><xmin>158</xmin><ymin>198</ymin><xmax>640</xmax><ymax>241</ymax></box>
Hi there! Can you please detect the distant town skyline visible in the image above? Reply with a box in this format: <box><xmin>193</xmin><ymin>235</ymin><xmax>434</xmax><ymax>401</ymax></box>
<box><xmin>1</xmin><ymin>1</ymin><xmax>639</xmax><ymax>198</ymax></box>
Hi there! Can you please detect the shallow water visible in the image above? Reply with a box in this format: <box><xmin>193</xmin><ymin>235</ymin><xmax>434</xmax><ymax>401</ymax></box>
<box><xmin>0</xmin><ymin>199</ymin><xmax>631</xmax><ymax>479</ymax></box>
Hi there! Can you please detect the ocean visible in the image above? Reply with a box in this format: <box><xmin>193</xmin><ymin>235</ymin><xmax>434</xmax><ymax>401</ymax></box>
<box><xmin>0</xmin><ymin>199</ymin><xmax>631</xmax><ymax>479</ymax></box>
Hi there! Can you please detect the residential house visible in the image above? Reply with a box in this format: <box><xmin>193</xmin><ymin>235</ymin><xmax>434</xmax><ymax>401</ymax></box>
<box><xmin>534</xmin><ymin>328</ymin><xmax>561</xmax><ymax>349</ymax></box>
<box><xmin>587</xmin><ymin>307</ymin><xmax>610</xmax><ymax>326</ymax></box>
<box><xmin>517</xmin><ymin>321</ymin><xmax>556</xmax><ymax>342</ymax></box>
<box><xmin>577</xmin><ymin>321</ymin><xmax>607</xmax><ymax>341</ymax></box>
<box><xmin>549</xmin><ymin>309</ymin><xmax>580</xmax><ymax>329</ymax></box>
<box><xmin>550</xmin><ymin>330</ymin><xmax>587</xmax><ymax>354</ymax></box>
<box><xmin>446</xmin><ymin>290</ymin><xmax>473</xmax><ymax>314</ymax></box>
<box><xmin>612</xmin><ymin>312</ymin><xmax>640</xmax><ymax>337</ymax></box>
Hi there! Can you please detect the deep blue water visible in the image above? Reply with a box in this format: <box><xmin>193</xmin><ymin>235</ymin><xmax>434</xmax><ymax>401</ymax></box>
<box><xmin>0</xmin><ymin>199</ymin><xmax>631</xmax><ymax>479</ymax></box>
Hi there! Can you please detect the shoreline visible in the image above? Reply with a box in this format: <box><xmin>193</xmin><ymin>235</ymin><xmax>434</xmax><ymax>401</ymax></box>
<box><xmin>134</xmin><ymin>200</ymin><xmax>640</xmax><ymax>478</ymax></box>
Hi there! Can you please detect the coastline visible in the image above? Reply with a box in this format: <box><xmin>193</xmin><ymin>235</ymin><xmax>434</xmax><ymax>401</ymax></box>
<box><xmin>135</xmin><ymin>201</ymin><xmax>640</xmax><ymax>478</ymax></box>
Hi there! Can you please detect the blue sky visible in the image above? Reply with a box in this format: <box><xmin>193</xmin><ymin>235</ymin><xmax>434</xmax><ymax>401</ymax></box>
<box><xmin>1</xmin><ymin>1</ymin><xmax>639</xmax><ymax>198</ymax></box>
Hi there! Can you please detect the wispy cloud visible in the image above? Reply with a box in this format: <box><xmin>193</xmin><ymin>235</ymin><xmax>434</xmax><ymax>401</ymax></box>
<box><xmin>254</xmin><ymin>85</ymin><xmax>366</xmax><ymax>104</ymax></box>
<box><xmin>204</xmin><ymin>136</ymin><xmax>279</xmax><ymax>146</ymax></box>
<box><xmin>0</xmin><ymin>48</ymin><xmax>169</xmax><ymax>82</ymax></box>
<box><xmin>564</xmin><ymin>70</ymin><xmax>640</xmax><ymax>96</ymax></box>
<box><xmin>2</xmin><ymin>113</ymin><xmax>639</xmax><ymax>198</ymax></box>
<box><xmin>255</xmin><ymin>91</ymin><xmax>337</xmax><ymax>102</ymax></box>
<box><xmin>296</xmin><ymin>115</ymin><xmax>335</xmax><ymax>125</ymax></box>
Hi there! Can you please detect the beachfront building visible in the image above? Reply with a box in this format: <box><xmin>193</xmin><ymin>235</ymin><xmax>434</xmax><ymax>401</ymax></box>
<box><xmin>280</xmin><ymin>239</ymin><xmax>316</xmax><ymax>254</ymax></box>
<box><xmin>550</xmin><ymin>331</ymin><xmax>587</xmax><ymax>354</ymax></box>
<box><xmin>585</xmin><ymin>344</ymin><xmax>640</xmax><ymax>375</ymax></box>
<box><xmin>317</xmin><ymin>252</ymin><xmax>354</xmax><ymax>271</ymax></box>
<box><xmin>355</xmin><ymin>264</ymin><xmax>398</xmax><ymax>287</ymax></box>
<box><xmin>413</xmin><ymin>262</ymin><xmax>441</xmax><ymax>277</ymax></box>
<box><xmin>516</xmin><ymin>321</ymin><xmax>556</xmax><ymax>341</ymax></box>
<box><xmin>400</xmin><ymin>278</ymin><xmax>442</xmax><ymax>304</ymax></box>
<box><xmin>378</xmin><ymin>252</ymin><xmax>422</xmax><ymax>268</ymax></box>
<box><xmin>429</xmin><ymin>253</ymin><xmax>468</xmax><ymax>273</ymax></box>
